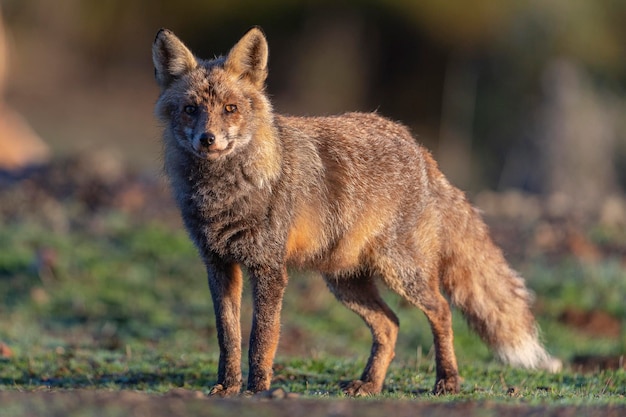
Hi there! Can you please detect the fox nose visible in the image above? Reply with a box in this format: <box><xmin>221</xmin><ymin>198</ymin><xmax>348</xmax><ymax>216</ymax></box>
<box><xmin>199</xmin><ymin>132</ymin><xmax>215</xmax><ymax>148</ymax></box>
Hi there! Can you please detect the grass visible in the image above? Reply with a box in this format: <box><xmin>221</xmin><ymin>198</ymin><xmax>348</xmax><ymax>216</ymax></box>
<box><xmin>0</xmin><ymin>208</ymin><xmax>625</xmax><ymax>409</ymax></box>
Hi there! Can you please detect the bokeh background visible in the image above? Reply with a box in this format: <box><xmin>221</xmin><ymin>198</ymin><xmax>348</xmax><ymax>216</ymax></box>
<box><xmin>3</xmin><ymin>0</ymin><xmax>626</xmax><ymax>207</ymax></box>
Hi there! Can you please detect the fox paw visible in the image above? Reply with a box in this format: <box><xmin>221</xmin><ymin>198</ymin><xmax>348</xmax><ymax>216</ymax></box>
<box><xmin>433</xmin><ymin>376</ymin><xmax>461</xmax><ymax>395</ymax></box>
<box><xmin>341</xmin><ymin>380</ymin><xmax>382</xmax><ymax>396</ymax></box>
<box><xmin>208</xmin><ymin>383</ymin><xmax>241</xmax><ymax>397</ymax></box>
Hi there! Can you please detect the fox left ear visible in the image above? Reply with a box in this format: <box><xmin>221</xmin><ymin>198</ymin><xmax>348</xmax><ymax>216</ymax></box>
<box><xmin>224</xmin><ymin>27</ymin><xmax>269</xmax><ymax>89</ymax></box>
<box><xmin>152</xmin><ymin>28</ymin><xmax>197</xmax><ymax>90</ymax></box>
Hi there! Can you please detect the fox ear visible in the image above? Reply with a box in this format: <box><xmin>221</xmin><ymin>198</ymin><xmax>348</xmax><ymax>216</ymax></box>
<box><xmin>152</xmin><ymin>29</ymin><xmax>197</xmax><ymax>90</ymax></box>
<box><xmin>224</xmin><ymin>27</ymin><xmax>268</xmax><ymax>89</ymax></box>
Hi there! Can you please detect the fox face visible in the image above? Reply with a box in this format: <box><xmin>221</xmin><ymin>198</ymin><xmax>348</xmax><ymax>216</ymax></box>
<box><xmin>153</xmin><ymin>28</ymin><xmax>271</xmax><ymax>161</ymax></box>
<box><xmin>160</xmin><ymin>69</ymin><xmax>256</xmax><ymax>160</ymax></box>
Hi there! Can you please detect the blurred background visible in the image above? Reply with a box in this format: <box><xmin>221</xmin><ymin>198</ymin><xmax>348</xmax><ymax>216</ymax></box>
<box><xmin>1</xmin><ymin>0</ymin><xmax>625</xmax><ymax>203</ymax></box>
<box><xmin>0</xmin><ymin>0</ymin><xmax>625</xmax><ymax>375</ymax></box>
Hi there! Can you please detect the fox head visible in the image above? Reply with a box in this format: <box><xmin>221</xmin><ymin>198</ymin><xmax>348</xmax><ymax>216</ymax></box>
<box><xmin>153</xmin><ymin>27</ymin><xmax>272</xmax><ymax>161</ymax></box>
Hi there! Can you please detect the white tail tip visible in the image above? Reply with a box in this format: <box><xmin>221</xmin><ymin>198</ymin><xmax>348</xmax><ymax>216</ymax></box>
<box><xmin>496</xmin><ymin>336</ymin><xmax>562</xmax><ymax>373</ymax></box>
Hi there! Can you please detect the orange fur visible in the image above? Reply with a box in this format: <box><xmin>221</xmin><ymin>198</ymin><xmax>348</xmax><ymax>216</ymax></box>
<box><xmin>285</xmin><ymin>206</ymin><xmax>324</xmax><ymax>263</ymax></box>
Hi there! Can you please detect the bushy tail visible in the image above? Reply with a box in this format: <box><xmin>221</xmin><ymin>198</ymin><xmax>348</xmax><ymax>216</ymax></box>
<box><xmin>439</xmin><ymin>194</ymin><xmax>561</xmax><ymax>372</ymax></box>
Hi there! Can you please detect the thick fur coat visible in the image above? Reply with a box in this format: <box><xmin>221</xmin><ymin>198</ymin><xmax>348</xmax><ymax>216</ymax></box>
<box><xmin>152</xmin><ymin>27</ymin><xmax>560</xmax><ymax>396</ymax></box>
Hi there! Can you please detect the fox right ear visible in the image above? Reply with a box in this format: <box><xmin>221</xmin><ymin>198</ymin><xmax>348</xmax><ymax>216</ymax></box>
<box><xmin>152</xmin><ymin>29</ymin><xmax>197</xmax><ymax>90</ymax></box>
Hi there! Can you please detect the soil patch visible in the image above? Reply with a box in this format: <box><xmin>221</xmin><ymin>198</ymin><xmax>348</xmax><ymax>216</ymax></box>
<box><xmin>558</xmin><ymin>308</ymin><xmax>622</xmax><ymax>339</ymax></box>
<box><xmin>0</xmin><ymin>390</ymin><xmax>624</xmax><ymax>417</ymax></box>
<box><xmin>571</xmin><ymin>354</ymin><xmax>625</xmax><ymax>373</ymax></box>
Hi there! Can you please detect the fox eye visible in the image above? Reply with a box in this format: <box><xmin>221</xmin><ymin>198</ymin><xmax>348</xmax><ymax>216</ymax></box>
<box><xmin>184</xmin><ymin>105</ymin><xmax>197</xmax><ymax>115</ymax></box>
<box><xmin>224</xmin><ymin>104</ymin><xmax>237</xmax><ymax>114</ymax></box>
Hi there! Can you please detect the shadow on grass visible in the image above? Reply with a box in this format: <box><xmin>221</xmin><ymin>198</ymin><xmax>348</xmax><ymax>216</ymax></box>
<box><xmin>0</xmin><ymin>370</ymin><xmax>214</xmax><ymax>391</ymax></box>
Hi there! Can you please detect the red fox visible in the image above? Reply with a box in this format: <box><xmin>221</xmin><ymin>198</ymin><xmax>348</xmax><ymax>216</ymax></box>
<box><xmin>152</xmin><ymin>27</ymin><xmax>561</xmax><ymax>396</ymax></box>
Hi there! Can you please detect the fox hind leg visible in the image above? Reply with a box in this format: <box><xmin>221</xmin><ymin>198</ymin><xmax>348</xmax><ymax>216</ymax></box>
<box><xmin>379</xmin><ymin>263</ymin><xmax>461</xmax><ymax>395</ymax></box>
<box><xmin>324</xmin><ymin>271</ymin><xmax>399</xmax><ymax>396</ymax></box>
<box><xmin>421</xmin><ymin>291</ymin><xmax>461</xmax><ymax>395</ymax></box>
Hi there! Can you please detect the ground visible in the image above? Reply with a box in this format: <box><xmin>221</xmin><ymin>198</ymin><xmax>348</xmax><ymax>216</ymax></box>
<box><xmin>2</xmin><ymin>390</ymin><xmax>625</xmax><ymax>417</ymax></box>
<box><xmin>0</xmin><ymin>156</ymin><xmax>625</xmax><ymax>415</ymax></box>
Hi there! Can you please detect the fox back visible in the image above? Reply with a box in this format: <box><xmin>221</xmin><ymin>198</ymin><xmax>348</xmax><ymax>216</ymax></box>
<box><xmin>153</xmin><ymin>27</ymin><xmax>560</xmax><ymax>397</ymax></box>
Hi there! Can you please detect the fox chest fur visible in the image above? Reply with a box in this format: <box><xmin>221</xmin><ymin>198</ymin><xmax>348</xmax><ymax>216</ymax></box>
<box><xmin>163</xmin><ymin>111</ymin><xmax>433</xmax><ymax>274</ymax></box>
<box><xmin>164</xmin><ymin>138</ymin><xmax>291</xmax><ymax>268</ymax></box>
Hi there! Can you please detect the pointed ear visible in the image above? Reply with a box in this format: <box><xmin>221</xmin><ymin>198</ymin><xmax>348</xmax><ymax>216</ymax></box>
<box><xmin>152</xmin><ymin>28</ymin><xmax>197</xmax><ymax>90</ymax></box>
<box><xmin>224</xmin><ymin>27</ymin><xmax>268</xmax><ymax>89</ymax></box>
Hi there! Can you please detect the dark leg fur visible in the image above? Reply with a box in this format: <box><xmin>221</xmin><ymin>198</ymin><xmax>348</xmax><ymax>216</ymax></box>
<box><xmin>207</xmin><ymin>263</ymin><xmax>244</xmax><ymax>396</ymax></box>
<box><xmin>247</xmin><ymin>265</ymin><xmax>288</xmax><ymax>393</ymax></box>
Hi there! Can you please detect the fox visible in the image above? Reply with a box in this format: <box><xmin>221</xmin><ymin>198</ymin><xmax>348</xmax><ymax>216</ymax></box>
<box><xmin>152</xmin><ymin>27</ymin><xmax>561</xmax><ymax>396</ymax></box>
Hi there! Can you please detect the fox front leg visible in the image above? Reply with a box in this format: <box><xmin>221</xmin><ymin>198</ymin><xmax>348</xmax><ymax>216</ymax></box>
<box><xmin>246</xmin><ymin>265</ymin><xmax>288</xmax><ymax>393</ymax></box>
<box><xmin>206</xmin><ymin>262</ymin><xmax>244</xmax><ymax>397</ymax></box>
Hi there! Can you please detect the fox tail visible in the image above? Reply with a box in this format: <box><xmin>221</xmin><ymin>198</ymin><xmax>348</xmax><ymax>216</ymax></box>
<box><xmin>440</xmin><ymin>193</ymin><xmax>561</xmax><ymax>372</ymax></box>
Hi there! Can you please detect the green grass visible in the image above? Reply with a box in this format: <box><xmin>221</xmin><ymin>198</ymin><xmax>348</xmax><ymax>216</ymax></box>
<box><xmin>1</xmin><ymin>351</ymin><xmax>624</xmax><ymax>405</ymax></box>
<box><xmin>0</xmin><ymin>212</ymin><xmax>625</xmax><ymax>407</ymax></box>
